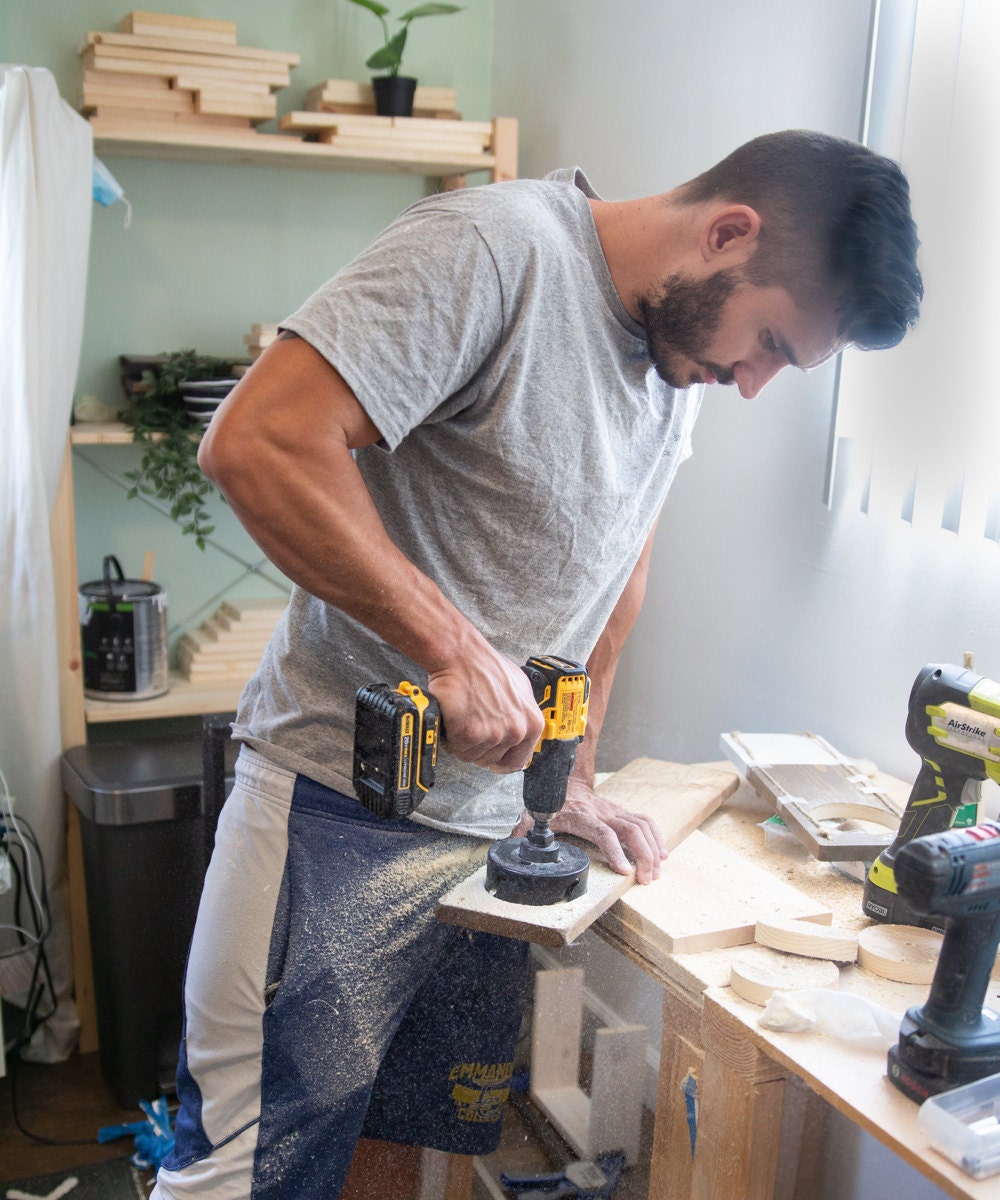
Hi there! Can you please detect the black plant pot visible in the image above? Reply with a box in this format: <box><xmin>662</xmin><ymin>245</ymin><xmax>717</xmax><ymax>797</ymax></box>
<box><xmin>372</xmin><ymin>75</ymin><xmax>417</xmax><ymax>117</ymax></box>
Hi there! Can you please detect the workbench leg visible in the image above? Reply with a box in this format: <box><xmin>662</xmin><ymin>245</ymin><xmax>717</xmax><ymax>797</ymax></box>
<box><xmin>648</xmin><ymin>989</ymin><xmax>704</xmax><ymax>1200</ymax></box>
<box><xmin>689</xmin><ymin>996</ymin><xmax>793</xmax><ymax>1200</ymax></box>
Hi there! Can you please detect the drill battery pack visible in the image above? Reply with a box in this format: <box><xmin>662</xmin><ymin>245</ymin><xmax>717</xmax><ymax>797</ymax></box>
<box><xmin>353</xmin><ymin>681</ymin><xmax>441</xmax><ymax>819</ymax></box>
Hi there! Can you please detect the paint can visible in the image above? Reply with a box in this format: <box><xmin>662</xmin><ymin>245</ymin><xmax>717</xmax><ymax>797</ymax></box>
<box><xmin>79</xmin><ymin>555</ymin><xmax>169</xmax><ymax>700</ymax></box>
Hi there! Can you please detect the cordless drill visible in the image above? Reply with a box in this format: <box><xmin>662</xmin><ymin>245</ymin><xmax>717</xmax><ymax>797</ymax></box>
<box><xmin>863</xmin><ymin>663</ymin><xmax>1000</xmax><ymax>928</ymax></box>
<box><xmin>353</xmin><ymin>655</ymin><xmax>591</xmax><ymax>905</ymax></box>
<box><xmin>887</xmin><ymin>820</ymin><xmax>1000</xmax><ymax>1102</ymax></box>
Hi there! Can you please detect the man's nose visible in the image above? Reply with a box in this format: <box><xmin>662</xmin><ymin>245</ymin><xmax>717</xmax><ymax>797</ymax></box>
<box><xmin>735</xmin><ymin>358</ymin><xmax>784</xmax><ymax>399</ymax></box>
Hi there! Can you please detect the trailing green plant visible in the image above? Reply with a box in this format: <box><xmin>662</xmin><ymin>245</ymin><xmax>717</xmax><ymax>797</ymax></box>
<box><xmin>344</xmin><ymin>0</ymin><xmax>463</xmax><ymax>77</ymax></box>
<box><xmin>121</xmin><ymin>350</ymin><xmax>236</xmax><ymax>550</ymax></box>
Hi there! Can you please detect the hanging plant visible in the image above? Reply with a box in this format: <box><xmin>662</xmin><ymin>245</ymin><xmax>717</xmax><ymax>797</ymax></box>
<box><xmin>119</xmin><ymin>351</ymin><xmax>241</xmax><ymax>550</ymax></box>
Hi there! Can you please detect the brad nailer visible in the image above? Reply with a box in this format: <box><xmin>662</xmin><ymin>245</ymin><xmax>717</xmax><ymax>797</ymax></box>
<box><xmin>863</xmin><ymin>662</ymin><xmax>1000</xmax><ymax>929</ymax></box>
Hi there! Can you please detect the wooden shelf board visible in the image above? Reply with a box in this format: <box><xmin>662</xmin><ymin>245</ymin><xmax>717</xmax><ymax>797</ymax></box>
<box><xmin>71</xmin><ymin>423</ymin><xmax>134</xmax><ymax>445</ymax></box>
<box><xmin>92</xmin><ymin>126</ymin><xmax>498</xmax><ymax>175</ymax></box>
<box><xmin>84</xmin><ymin>671</ymin><xmax>244</xmax><ymax>722</ymax></box>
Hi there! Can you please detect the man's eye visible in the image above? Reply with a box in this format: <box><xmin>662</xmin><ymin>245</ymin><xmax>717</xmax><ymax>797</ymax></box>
<box><xmin>763</xmin><ymin>332</ymin><xmax>778</xmax><ymax>354</ymax></box>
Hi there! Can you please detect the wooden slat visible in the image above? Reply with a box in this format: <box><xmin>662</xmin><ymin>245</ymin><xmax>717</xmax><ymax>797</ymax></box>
<box><xmin>83</xmin><ymin>45</ymin><xmax>290</xmax><ymax>88</ymax></box>
<box><xmin>89</xmin><ymin>30</ymin><xmax>300</xmax><ymax>66</ymax></box>
<box><xmin>81</xmin><ymin>84</ymin><xmax>196</xmax><ymax>114</ymax></box>
<box><xmin>119</xmin><ymin>10</ymin><xmax>239</xmax><ymax>42</ymax></box>
<box><xmin>195</xmin><ymin>89</ymin><xmax>276</xmax><ymax>122</ymax></box>
<box><xmin>599</xmin><ymin>828</ymin><xmax>833</xmax><ymax>964</ymax></box>
<box><xmin>90</xmin><ymin>108</ymin><xmax>253</xmax><ymax>130</ymax></box>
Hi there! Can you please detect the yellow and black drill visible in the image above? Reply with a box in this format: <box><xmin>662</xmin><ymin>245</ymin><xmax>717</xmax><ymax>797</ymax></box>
<box><xmin>353</xmin><ymin>655</ymin><xmax>590</xmax><ymax>906</ymax></box>
<box><xmin>863</xmin><ymin>663</ymin><xmax>1000</xmax><ymax>928</ymax></box>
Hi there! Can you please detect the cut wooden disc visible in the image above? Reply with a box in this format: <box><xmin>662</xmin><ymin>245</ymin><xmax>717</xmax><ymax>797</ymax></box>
<box><xmin>755</xmin><ymin>917</ymin><xmax>858</xmax><ymax>963</ymax></box>
<box><xmin>857</xmin><ymin>923</ymin><xmax>942</xmax><ymax>984</ymax></box>
<box><xmin>730</xmin><ymin>945</ymin><xmax>840</xmax><ymax>1006</ymax></box>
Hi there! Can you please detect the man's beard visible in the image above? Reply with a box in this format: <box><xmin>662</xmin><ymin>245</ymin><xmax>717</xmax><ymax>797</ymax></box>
<box><xmin>637</xmin><ymin>269</ymin><xmax>740</xmax><ymax>388</ymax></box>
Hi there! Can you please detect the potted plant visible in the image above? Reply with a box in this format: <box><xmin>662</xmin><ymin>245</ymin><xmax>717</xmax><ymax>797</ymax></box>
<box><xmin>344</xmin><ymin>0</ymin><xmax>463</xmax><ymax>116</ymax></box>
<box><xmin>118</xmin><ymin>350</ymin><xmax>243</xmax><ymax>549</ymax></box>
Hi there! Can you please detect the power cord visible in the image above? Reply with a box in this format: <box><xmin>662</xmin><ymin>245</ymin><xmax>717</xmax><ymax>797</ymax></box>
<box><xmin>0</xmin><ymin>768</ymin><xmax>94</xmax><ymax>1147</ymax></box>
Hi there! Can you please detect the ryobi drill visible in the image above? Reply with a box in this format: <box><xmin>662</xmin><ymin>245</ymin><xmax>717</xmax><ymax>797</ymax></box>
<box><xmin>353</xmin><ymin>655</ymin><xmax>591</xmax><ymax>905</ymax></box>
<box><xmin>888</xmin><ymin>820</ymin><xmax>1000</xmax><ymax>1102</ymax></box>
<box><xmin>863</xmin><ymin>663</ymin><xmax>1000</xmax><ymax>928</ymax></box>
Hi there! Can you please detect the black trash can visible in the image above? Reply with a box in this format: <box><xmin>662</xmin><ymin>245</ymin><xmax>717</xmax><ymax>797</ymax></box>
<box><xmin>61</xmin><ymin>730</ymin><xmax>237</xmax><ymax>1108</ymax></box>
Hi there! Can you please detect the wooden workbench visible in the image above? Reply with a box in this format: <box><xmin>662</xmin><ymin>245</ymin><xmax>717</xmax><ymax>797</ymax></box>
<box><xmin>594</xmin><ymin>770</ymin><xmax>1000</xmax><ymax>1200</ymax></box>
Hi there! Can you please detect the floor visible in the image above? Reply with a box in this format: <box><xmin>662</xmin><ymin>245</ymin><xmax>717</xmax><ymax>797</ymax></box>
<box><xmin>1</xmin><ymin>1050</ymin><xmax>655</xmax><ymax>1198</ymax></box>
<box><xmin>0</xmin><ymin>1051</ymin><xmax>157</xmax><ymax>1189</ymax></box>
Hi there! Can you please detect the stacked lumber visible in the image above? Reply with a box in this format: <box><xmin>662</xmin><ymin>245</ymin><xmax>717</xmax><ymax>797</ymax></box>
<box><xmin>306</xmin><ymin>78</ymin><xmax>458</xmax><ymax>119</ymax></box>
<box><xmin>279</xmin><ymin>111</ymin><xmax>492</xmax><ymax>161</ymax></box>
<box><xmin>176</xmin><ymin>597</ymin><xmax>286</xmax><ymax>684</ymax></box>
<box><xmin>80</xmin><ymin>10</ymin><xmax>299</xmax><ymax>138</ymax></box>
<box><xmin>243</xmin><ymin>323</ymin><xmax>279</xmax><ymax>361</ymax></box>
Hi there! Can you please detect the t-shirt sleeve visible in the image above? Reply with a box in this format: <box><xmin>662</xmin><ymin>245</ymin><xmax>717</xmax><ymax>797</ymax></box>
<box><xmin>281</xmin><ymin>207</ymin><xmax>505</xmax><ymax>449</ymax></box>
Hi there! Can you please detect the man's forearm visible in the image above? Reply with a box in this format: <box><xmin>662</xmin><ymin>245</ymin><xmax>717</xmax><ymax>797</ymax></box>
<box><xmin>573</xmin><ymin>523</ymin><xmax>658</xmax><ymax>785</ymax></box>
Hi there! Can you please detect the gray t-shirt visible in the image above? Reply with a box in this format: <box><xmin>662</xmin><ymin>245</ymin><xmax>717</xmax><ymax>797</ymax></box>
<box><xmin>234</xmin><ymin>168</ymin><xmax>703</xmax><ymax>838</ymax></box>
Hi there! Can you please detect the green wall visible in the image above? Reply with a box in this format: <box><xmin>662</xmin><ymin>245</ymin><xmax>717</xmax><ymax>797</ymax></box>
<box><xmin>5</xmin><ymin>0</ymin><xmax>494</xmax><ymax>656</ymax></box>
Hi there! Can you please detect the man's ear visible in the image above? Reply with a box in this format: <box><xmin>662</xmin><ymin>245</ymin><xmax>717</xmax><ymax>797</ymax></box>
<box><xmin>700</xmin><ymin>205</ymin><xmax>761</xmax><ymax>264</ymax></box>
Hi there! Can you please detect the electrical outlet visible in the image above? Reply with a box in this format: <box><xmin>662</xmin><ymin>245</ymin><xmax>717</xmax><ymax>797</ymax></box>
<box><xmin>0</xmin><ymin>850</ymin><xmax>11</xmax><ymax>895</ymax></box>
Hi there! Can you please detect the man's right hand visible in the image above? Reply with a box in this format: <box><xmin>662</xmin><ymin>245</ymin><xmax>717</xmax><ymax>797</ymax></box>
<box><xmin>428</xmin><ymin>650</ymin><xmax>544</xmax><ymax>774</ymax></box>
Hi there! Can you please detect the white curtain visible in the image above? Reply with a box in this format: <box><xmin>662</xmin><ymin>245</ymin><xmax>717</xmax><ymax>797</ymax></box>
<box><xmin>829</xmin><ymin>0</ymin><xmax>1000</xmax><ymax>540</ymax></box>
<box><xmin>0</xmin><ymin>66</ymin><xmax>93</xmax><ymax>1059</ymax></box>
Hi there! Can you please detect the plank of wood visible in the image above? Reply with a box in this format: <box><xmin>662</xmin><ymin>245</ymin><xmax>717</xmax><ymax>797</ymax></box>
<box><xmin>84</xmin><ymin>46</ymin><xmax>290</xmax><ymax>88</ymax></box>
<box><xmin>89</xmin><ymin>107</ymin><xmax>253</xmax><ymax>131</ymax></box>
<box><xmin>82</xmin><ymin>69</ymin><xmax>172</xmax><ymax>92</ymax></box>
<box><xmin>195</xmin><ymin>89</ymin><xmax>276</xmax><ymax>122</ymax></box>
<box><xmin>81</xmin><ymin>84</ymin><xmax>196</xmax><ymax>114</ymax></box>
<box><xmin>599</xmin><ymin>828</ymin><xmax>833</xmax><ymax>968</ymax></box>
<box><xmin>120</xmin><ymin>10</ymin><xmax>239</xmax><ymax>42</ymax></box>
<box><xmin>89</xmin><ymin>30</ymin><xmax>300</xmax><ymax>66</ymax></box>
<box><xmin>434</xmin><ymin>759</ymin><xmax>739</xmax><ymax>945</ymax></box>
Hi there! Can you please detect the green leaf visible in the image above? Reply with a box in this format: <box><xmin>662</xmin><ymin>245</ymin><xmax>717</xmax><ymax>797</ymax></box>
<box><xmin>346</xmin><ymin>0</ymin><xmax>391</xmax><ymax>17</ymax></box>
<box><xmin>399</xmin><ymin>3</ymin><xmax>462</xmax><ymax>17</ymax></box>
<box><xmin>367</xmin><ymin>27</ymin><xmax>407</xmax><ymax>71</ymax></box>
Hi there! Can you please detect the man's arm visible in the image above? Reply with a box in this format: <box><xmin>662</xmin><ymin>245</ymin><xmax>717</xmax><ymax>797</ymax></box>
<box><xmin>198</xmin><ymin>334</ymin><xmax>543</xmax><ymax>771</ymax></box>
<box><xmin>508</xmin><ymin>526</ymin><xmax>668</xmax><ymax>883</ymax></box>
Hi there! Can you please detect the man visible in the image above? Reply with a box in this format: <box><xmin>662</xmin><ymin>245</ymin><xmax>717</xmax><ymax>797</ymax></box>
<box><xmin>153</xmin><ymin>130</ymin><xmax>921</xmax><ymax>1200</ymax></box>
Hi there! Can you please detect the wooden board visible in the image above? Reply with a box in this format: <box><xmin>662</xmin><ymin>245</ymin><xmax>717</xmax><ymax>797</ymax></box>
<box><xmin>434</xmin><ymin>759</ymin><xmax>740</xmax><ymax>945</ymax></box>
<box><xmin>119</xmin><ymin>10</ymin><xmax>239</xmax><ymax>42</ymax></box>
<box><xmin>89</xmin><ymin>31</ymin><xmax>300</xmax><ymax>66</ymax></box>
<box><xmin>598</xmin><ymin>828</ymin><xmax>834</xmax><ymax>971</ymax></box>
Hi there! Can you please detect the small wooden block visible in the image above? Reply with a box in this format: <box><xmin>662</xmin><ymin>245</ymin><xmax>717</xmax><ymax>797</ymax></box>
<box><xmin>857</xmin><ymin>923</ymin><xmax>942</xmax><ymax>984</ymax></box>
<box><xmin>755</xmin><ymin>917</ymin><xmax>859</xmax><ymax>963</ymax></box>
<box><xmin>730</xmin><ymin>945</ymin><xmax>841</xmax><ymax>1006</ymax></box>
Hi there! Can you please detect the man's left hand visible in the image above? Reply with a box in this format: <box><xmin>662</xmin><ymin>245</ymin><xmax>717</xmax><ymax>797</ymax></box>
<box><xmin>507</xmin><ymin>777</ymin><xmax>668</xmax><ymax>885</ymax></box>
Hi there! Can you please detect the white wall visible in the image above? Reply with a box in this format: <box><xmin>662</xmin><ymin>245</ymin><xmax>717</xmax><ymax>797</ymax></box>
<box><xmin>492</xmin><ymin>3</ymin><xmax>1000</xmax><ymax>1196</ymax></box>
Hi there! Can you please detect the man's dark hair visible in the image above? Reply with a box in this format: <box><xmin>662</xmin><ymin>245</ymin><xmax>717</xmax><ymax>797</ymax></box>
<box><xmin>679</xmin><ymin>130</ymin><xmax>923</xmax><ymax>350</ymax></box>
